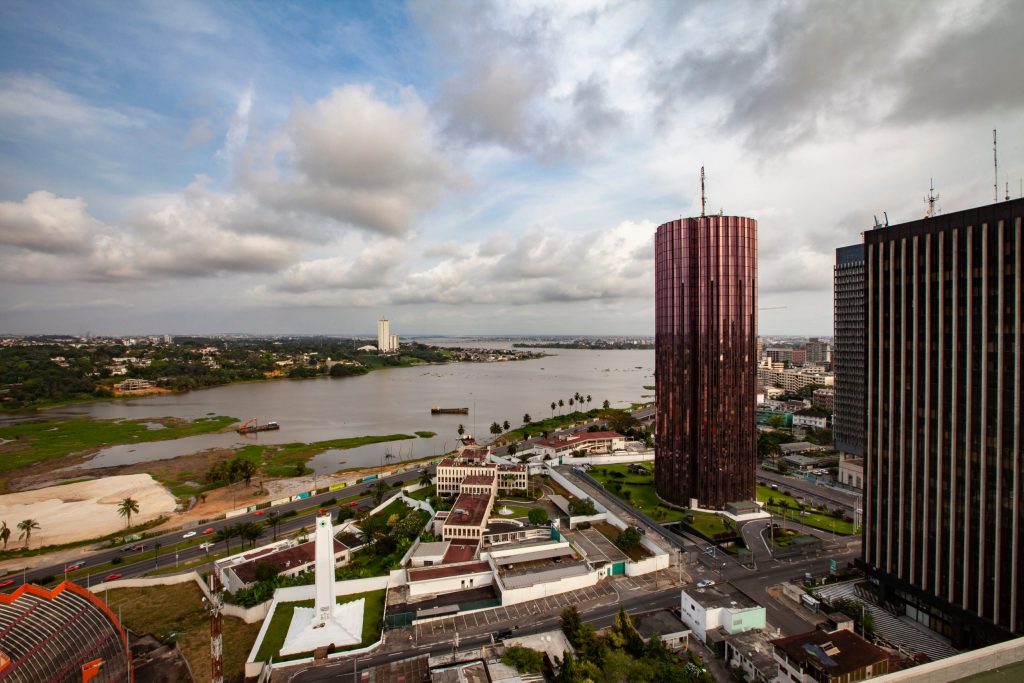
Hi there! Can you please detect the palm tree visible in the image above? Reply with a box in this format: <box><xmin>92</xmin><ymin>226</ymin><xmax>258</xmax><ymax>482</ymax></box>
<box><xmin>117</xmin><ymin>497</ymin><xmax>140</xmax><ymax>529</ymax></box>
<box><xmin>507</xmin><ymin>443</ymin><xmax>518</xmax><ymax>458</ymax></box>
<box><xmin>0</xmin><ymin>521</ymin><xmax>9</xmax><ymax>550</ymax></box>
<box><xmin>419</xmin><ymin>469</ymin><xmax>433</xmax><ymax>487</ymax></box>
<box><xmin>586</xmin><ymin>395</ymin><xmax>592</xmax><ymax>407</ymax></box>
<box><xmin>568</xmin><ymin>398</ymin><xmax>574</xmax><ymax>411</ymax></box>
<box><xmin>373</xmin><ymin>480</ymin><xmax>388</xmax><ymax>506</ymax></box>
<box><xmin>17</xmin><ymin>519</ymin><xmax>40</xmax><ymax>548</ymax></box>
<box><xmin>550</xmin><ymin>401</ymin><xmax>556</xmax><ymax>417</ymax></box>
<box><xmin>237</xmin><ymin>522</ymin><xmax>261</xmax><ymax>548</ymax></box>
<box><xmin>558</xmin><ymin>399</ymin><xmax>564</xmax><ymax>414</ymax></box>
<box><xmin>266</xmin><ymin>511</ymin><xmax>282</xmax><ymax>541</ymax></box>
<box><xmin>503</xmin><ymin>420</ymin><xmax>510</xmax><ymax>431</ymax></box>
<box><xmin>602</xmin><ymin>399</ymin><xmax>610</xmax><ymax>409</ymax></box>
<box><xmin>489</xmin><ymin>421</ymin><xmax>502</xmax><ymax>435</ymax></box>
<box><xmin>523</xmin><ymin>413</ymin><xmax>531</xmax><ymax>425</ymax></box>
<box><xmin>457</xmin><ymin>424</ymin><xmax>465</xmax><ymax>437</ymax></box>
<box><xmin>238</xmin><ymin>460</ymin><xmax>258</xmax><ymax>488</ymax></box>
<box><xmin>214</xmin><ymin>525</ymin><xmax>236</xmax><ymax>554</ymax></box>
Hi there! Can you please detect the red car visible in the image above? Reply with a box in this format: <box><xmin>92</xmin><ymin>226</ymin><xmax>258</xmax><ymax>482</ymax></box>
<box><xmin>254</xmin><ymin>510</ymin><xmax>265</xmax><ymax>516</ymax></box>
<box><xmin>202</xmin><ymin>527</ymin><xmax>215</xmax><ymax>535</ymax></box>
<box><xmin>104</xmin><ymin>573</ymin><xmax>123</xmax><ymax>582</ymax></box>
<box><xmin>65</xmin><ymin>563</ymin><xmax>83</xmax><ymax>572</ymax></box>
<box><xmin>0</xmin><ymin>579</ymin><xmax>15</xmax><ymax>588</ymax></box>
<box><xmin>348</xmin><ymin>501</ymin><xmax>359</xmax><ymax>507</ymax></box>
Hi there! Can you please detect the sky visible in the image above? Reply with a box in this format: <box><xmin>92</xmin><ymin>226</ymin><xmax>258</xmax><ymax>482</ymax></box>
<box><xmin>1</xmin><ymin>0</ymin><xmax>1022</xmax><ymax>337</ymax></box>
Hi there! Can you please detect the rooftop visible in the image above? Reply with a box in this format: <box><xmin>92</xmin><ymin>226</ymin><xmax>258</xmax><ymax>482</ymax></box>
<box><xmin>499</xmin><ymin>561</ymin><xmax>590</xmax><ymax>589</ymax></box>
<box><xmin>534</xmin><ymin>431</ymin><xmax>623</xmax><ymax>449</ymax></box>
<box><xmin>772</xmin><ymin>629</ymin><xmax>890</xmax><ymax>676</ymax></box>
<box><xmin>633</xmin><ymin>610</ymin><xmax>690</xmax><ymax>639</ymax></box>
<box><xmin>445</xmin><ymin>493</ymin><xmax>491</xmax><ymax>528</ymax></box>
<box><xmin>779</xmin><ymin>442</ymin><xmax>827</xmax><ymax>454</ymax></box>
<box><xmin>407</xmin><ymin>561</ymin><xmax>492</xmax><ymax>582</ymax></box>
<box><xmin>442</xmin><ymin>542</ymin><xmax>478</xmax><ymax>564</ymax></box>
<box><xmin>683</xmin><ymin>583</ymin><xmax>762</xmax><ymax>611</ymax></box>
<box><xmin>461</xmin><ymin>474</ymin><xmax>496</xmax><ymax>486</ymax></box>
<box><xmin>231</xmin><ymin>539</ymin><xmax>344</xmax><ymax>584</ymax></box>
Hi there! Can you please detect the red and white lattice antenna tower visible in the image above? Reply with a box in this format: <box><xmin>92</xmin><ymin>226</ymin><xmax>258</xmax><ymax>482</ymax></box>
<box><xmin>700</xmin><ymin>166</ymin><xmax>707</xmax><ymax>217</ymax></box>
<box><xmin>208</xmin><ymin>573</ymin><xmax>224</xmax><ymax>683</ymax></box>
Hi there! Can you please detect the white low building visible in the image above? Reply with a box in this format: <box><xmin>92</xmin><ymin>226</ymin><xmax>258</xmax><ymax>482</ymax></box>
<box><xmin>792</xmin><ymin>411</ymin><xmax>828</xmax><ymax>429</ymax></box>
<box><xmin>532</xmin><ymin>431</ymin><xmax>625</xmax><ymax>459</ymax></box>
<box><xmin>679</xmin><ymin>584</ymin><xmax>767</xmax><ymax>645</ymax></box>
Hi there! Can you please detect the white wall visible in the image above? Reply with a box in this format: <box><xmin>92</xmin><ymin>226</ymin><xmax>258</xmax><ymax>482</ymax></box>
<box><xmin>565</xmin><ymin>452</ymin><xmax>654</xmax><ymax>465</ymax></box>
<box><xmin>497</xmin><ymin>569</ymin><xmax>601</xmax><ymax>606</ymax></box>
<box><xmin>407</xmin><ymin>570</ymin><xmax>493</xmax><ymax>597</ymax></box>
<box><xmin>679</xmin><ymin>588</ymin><xmax>712</xmax><ymax>643</ymax></box>
<box><xmin>488</xmin><ymin>541</ymin><xmax>571</xmax><ymax>560</ymax></box>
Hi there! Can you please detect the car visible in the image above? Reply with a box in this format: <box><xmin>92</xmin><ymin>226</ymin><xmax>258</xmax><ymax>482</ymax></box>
<box><xmin>199</xmin><ymin>542</ymin><xmax>214</xmax><ymax>551</ymax></box>
<box><xmin>0</xmin><ymin>579</ymin><xmax>15</xmax><ymax>588</ymax></box>
<box><xmin>254</xmin><ymin>510</ymin><xmax>265</xmax><ymax>516</ymax></box>
<box><xmin>348</xmin><ymin>501</ymin><xmax>359</xmax><ymax>507</ymax></box>
<box><xmin>104</xmin><ymin>573</ymin><xmax>123</xmax><ymax>582</ymax></box>
<box><xmin>696</xmin><ymin>579</ymin><xmax>716</xmax><ymax>588</ymax></box>
<box><xmin>130</xmin><ymin>544</ymin><xmax>146</xmax><ymax>552</ymax></box>
<box><xmin>182</xmin><ymin>531</ymin><xmax>197</xmax><ymax>539</ymax></box>
<box><xmin>65</xmin><ymin>563</ymin><xmax>83</xmax><ymax>572</ymax></box>
<box><xmin>202</xmin><ymin>527</ymin><xmax>215</xmax><ymax>535</ymax></box>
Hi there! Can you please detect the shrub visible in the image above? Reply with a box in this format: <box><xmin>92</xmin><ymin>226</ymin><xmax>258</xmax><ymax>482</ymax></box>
<box><xmin>528</xmin><ymin>508</ymin><xmax>549</xmax><ymax>525</ymax></box>
<box><xmin>254</xmin><ymin>561</ymin><xmax>278</xmax><ymax>583</ymax></box>
<box><xmin>111</xmin><ymin>556</ymin><xmax>123</xmax><ymax>565</ymax></box>
<box><xmin>577</xmin><ymin>521</ymin><xmax>591</xmax><ymax>530</ymax></box>
<box><xmin>501</xmin><ymin>646</ymin><xmax>543</xmax><ymax>673</ymax></box>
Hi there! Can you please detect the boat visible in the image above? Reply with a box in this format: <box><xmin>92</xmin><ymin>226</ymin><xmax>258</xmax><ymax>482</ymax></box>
<box><xmin>431</xmin><ymin>406</ymin><xmax>469</xmax><ymax>415</ymax></box>
<box><xmin>237</xmin><ymin>418</ymin><xmax>281</xmax><ymax>434</ymax></box>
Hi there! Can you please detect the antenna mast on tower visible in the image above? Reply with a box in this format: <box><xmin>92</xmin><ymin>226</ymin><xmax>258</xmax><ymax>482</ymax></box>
<box><xmin>993</xmin><ymin>129</ymin><xmax>998</xmax><ymax>202</ymax></box>
<box><xmin>208</xmin><ymin>574</ymin><xmax>224</xmax><ymax>683</ymax></box>
<box><xmin>924</xmin><ymin>178</ymin><xmax>940</xmax><ymax>218</ymax></box>
<box><xmin>700</xmin><ymin>166</ymin><xmax>707</xmax><ymax>217</ymax></box>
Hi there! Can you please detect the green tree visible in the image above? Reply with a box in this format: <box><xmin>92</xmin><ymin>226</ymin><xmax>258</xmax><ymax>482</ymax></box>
<box><xmin>522</xmin><ymin>413</ymin><xmax>531</xmax><ymax>424</ymax></box>
<box><xmin>503</xmin><ymin>419</ymin><xmax>511</xmax><ymax>431</ymax></box>
<box><xmin>254</xmin><ymin>561</ymin><xmax>278</xmax><ymax>582</ymax></box>
<box><xmin>501</xmin><ymin>646</ymin><xmax>543</xmax><ymax>673</ymax></box>
<box><xmin>214</xmin><ymin>525</ymin><xmax>236</xmax><ymax>554</ymax></box>
<box><xmin>265</xmin><ymin>511</ymin><xmax>282</xmax><ymax>540</ymax></box>
<box><xmin>560</xmin><ymin>605</ymin><xmax>584</xmax><ymax>645</ymax></box>
<box><xmin>418</xmin><ymin>469</ymin><xmax>433</xmax><ymax>487</ymax></box>
<box><xmin>490</xmin><ymin>421</ymin><xmax>502</xmax><ymax>435</ymax></box>
<box><xmin>237</xmin><ymin>521</ymin><xmax>262</xmax><ymax>548</ymax></box>
<box><xmin>0</xmin><ymin>521</ymin><xmax>8</xmax><ymax>550</ymax></box>
<box><xmin>238</xmin><ymin>459</ymin><xmax>258</xmax><ymax>487</ymax></box>
<box><xmin>767</xmin><ymin>414</ymin><xmax>786</xmax><ymax>429</ymax></box>
<box><xmin>550</xmin><ymin>401</ymin><xmax>556</xmax><ymax>416</ymax></box>
<box><xmin>600</xmin><ymin>409</ymin><xmax>641</xmax><ymax>435</ymax></box>
<box><xmin>602</xmin><ymin>399</ymin><xmax>610</xmax><ymax>409</ymax></box>
<box><xmin>373</xmin><ymin>480</ymin><xmax>388</xmax><ymax>506</ymax></box>
<box><xmin>528</xmin><ymin>508</ymin><xmax>549</xmax><ymax>525</ymax></box>
<box><xmin>17</xmin><ymin>519</ymin><xmax>40</xmax><ymax>548</ymax></box>
<box><xmin>568</xmin><ymin>398</ymin><xmax>574</xmax><ymax>410</ymax></box>
<box><xmin>117</xmin><ymin>497</ymin><xmax>139</xmax><ymax>529</ymax></box>
<box><xmin>568</xmin><ymin>498</ymin><xmax>597</xmax><ymax>516</ymax></box>
<box><xmin>616</xmin><ymin>526</ymin><xmax>642</xmax><ymax>552</ymax></box>
<box><xmin>586</xmin><ymin>394</ymin><xmax>592</xmax><ymax>406</ymax></box>
<box><xmin>558</xmin><ymin>399</ymin><xmax>564</xmax><ymax>413</ymax></box>
<box><xmin>457</xmin><ymin>423</ymin><xmax>465</xmax><ymax>437</ymax></box>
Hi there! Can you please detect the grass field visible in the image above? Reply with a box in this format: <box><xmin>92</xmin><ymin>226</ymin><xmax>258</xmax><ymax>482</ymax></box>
<box><xmin>105</xmin><ymin>581</ymin><xmax>261</xmax><ymax>682</ymax></box>
<box><xmin>502</xmin><ymin>409</ymin><xmax>601</xmax><ymax>442</ymax></box>
<box><xmin>407</xmin><ymin>485</ymin><xmax>435</xmax><ymax>501</ymax></box>
<box><xmin>755</xmin><ymin>485</ymin><xmax>857</xmax><ymax>535</ymax></box>
<box><xmin>0</xmin><ymin>415</ymin><xmax>235</xmax><ymax>490</ymax></box>
<box><xmin>494</xmin><ymin>504</ymin><xmax>532</xmax><ymax>518</ymax></box>
<box><xmin>254</xmin><ymin>589</ymin><xmax>386</xmax><ymax>663</ymax></box>
<box><xmin>415</xmin><ymin>431</ymin><xmax>436</xmax><ymax>438</ymax></box>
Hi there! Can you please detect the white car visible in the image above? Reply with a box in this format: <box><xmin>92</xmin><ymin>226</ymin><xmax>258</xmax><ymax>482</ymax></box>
<box><xmin>696</xmin><ymin>579</ymin><xmax>716</xmax><ymax>588</ymax></box>
<box><xmin>199</xmin><ymin>541</ymin><xmax>214</xmax><ymax>550</ymax></box>
<box><xmin>182</xmin><ymin>531</ymin><xmax>197</xmax><ymax>539</ymax></box>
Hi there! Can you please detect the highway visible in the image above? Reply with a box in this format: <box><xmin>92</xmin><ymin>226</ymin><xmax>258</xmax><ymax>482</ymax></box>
<box><xmin>8</xmin><ymin>466</ymin><xmax>429</xmax><ymax>590</ymax></box>
<box><xmin>757</xmin><ymin>469</ymin><xmax>861</xmax><ymax>511</ymax></box>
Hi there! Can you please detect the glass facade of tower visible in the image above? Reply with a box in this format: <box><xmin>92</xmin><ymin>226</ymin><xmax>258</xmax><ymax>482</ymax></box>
<box><xmin>654</xmin><ymin>215</ymin><xmax>757</xmax><ymax>509</ymax></box>
<box><xmin>860</xmin><ymin>198</ymin><xmax>1024</xmax><ymax>647</ymax></box>
<box><xmin>834</xmin><ymin>244</ymin><xmax>866</xmax><ymax>456</ymax></box>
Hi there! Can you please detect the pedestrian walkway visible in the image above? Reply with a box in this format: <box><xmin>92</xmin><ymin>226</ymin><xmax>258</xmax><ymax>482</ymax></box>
<box><xmin>814</xmin><ymin>582</ymin><xmax>959</xmax><ymax>661</ymax></box>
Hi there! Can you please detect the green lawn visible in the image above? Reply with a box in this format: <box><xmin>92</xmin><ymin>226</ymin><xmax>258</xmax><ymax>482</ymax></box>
<box><xmin>407</xmin><ymin>485</ymin><xmax>435</xmax><ymax>501</ymax></box>
<box><xmin>502</xmin><ymin>410</ymin><xmax>601</xmax><ymax>443</ymax></box>
<box><xmin>254</xmin><ymin>589</ymin><xmax>386</xmax><ymax>663</ymax></box>
<box><xmin>589</xmin><ymin>463</ymin><xmax>688</xmax><ymax>523</ymax></box>
<box><xmin>493</xmin><ymin>504</ymin><xmax>533</xmax><ymax>518</ymax></box>
<box><xmin>756</xmin><ymin>485</ymin><xmax>858</xmax><ymax>535</ymax></box>
<box><xmin>415</xmin><ymin>431</ymin><xmax>436</xmax><ymax>438</ymax></box>
<box><xmin>0</xmin><ymin>415</ymin><xmax>236</xmax><ymax>490</ymax></box>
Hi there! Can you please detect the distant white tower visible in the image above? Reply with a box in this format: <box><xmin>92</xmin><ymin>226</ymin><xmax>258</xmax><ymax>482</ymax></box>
<box><xmin>377</xmin><ymin>318</ymin><xmax>391</xmax><ymax>353</ymax></box>
<box><xmin>279</xmin><ymin>510</ymin><xmax>363</xmax><ymax>656</ymax></box>
<box><xmin>390</xmin><ymin>334</ymin><xmax>399</xmax><ymax>352</ymax></box>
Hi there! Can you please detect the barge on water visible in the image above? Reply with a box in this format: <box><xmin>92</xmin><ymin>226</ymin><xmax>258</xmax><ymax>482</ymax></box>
<box><xmin>430</xmin><ymin>406</ymin><xmax>469</xmax><ymax>415</ymax></box>
<box><xmin>237</xmin><ymin>418</ymin><xmax>280</xmax><ymax>434</ymax></box>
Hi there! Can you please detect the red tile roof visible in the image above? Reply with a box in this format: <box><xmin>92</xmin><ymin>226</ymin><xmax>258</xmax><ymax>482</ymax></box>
<box><xmin>442</xmin><ymin>543</ymin><xmax>478</xmax><ymax>564</ymax></box>
<box><xmin>534</xmin><ymin>431</ymin><xmax>623</xmax><ymax>449</ymax></box>
<box><xmin>407</xmin><ymin>561</ymin><xmax>491</xmax><ymax>582</ymax></box>
<box><xmin>232</xmin><ymin>540</ymin><xmax>344</xmax><ymax>584</ymax></box>
<box><xmin>462</xmin><ymin>475</ymin><xmax>495</xmax><ymax>485</ymax></box>
<box><xmin>445</xmin><ymin>493</ymin><xmax>491</xmax><ymax>528</ymax></box>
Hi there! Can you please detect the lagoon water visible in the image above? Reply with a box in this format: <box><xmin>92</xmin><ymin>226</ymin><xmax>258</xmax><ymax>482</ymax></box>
<box><xmin>49</xmin><ymin>345</ymin><xmax>655</xmax><ymax>474</ymax></box>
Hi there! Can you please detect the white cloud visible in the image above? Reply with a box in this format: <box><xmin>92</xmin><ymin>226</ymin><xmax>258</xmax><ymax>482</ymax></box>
<box><xmin>0</xmin><ymin>191</ymin><xmax>96</xmax><ymax>254</ymax></box>
<box><xmin>0</xmin><ymin>74</ymin><xmax>140</xmax><ymax>133</ymax></box>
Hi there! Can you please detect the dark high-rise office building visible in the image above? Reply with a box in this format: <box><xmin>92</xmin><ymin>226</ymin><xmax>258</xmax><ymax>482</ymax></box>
<box><xmin>859</xmin><ymin>198</ymin><xmax>1024</xmax><ymax>648</ymax></box>
<box><xmin>654</xmin><ymin>214</ymin><xmax>757</xmax><ymax>509</ymax></box>
<box><xmin>834</xmin><ymin>244</ymin><xmax>866</xmax><ymax>456</ymax></box>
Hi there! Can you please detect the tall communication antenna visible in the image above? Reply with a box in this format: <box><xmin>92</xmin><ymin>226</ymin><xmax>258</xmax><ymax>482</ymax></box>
<box><xmin>700</xmin><ymin>166</ymin><xmax>707</xmax><ymax>218</ymax></box>
<box><xmin>208</xmin><ymin>574</ymin><xmax>224</xmax><ymax>683</ymax></box>
<box><xmin>993</xmin><ymin>129</ymin><xmax>998</xmax><ymax>202</ymax></box>
<box><xmin>924</xmin><ymin>178</ymin><xmax>940</xmax><ymax>218</ymax></box>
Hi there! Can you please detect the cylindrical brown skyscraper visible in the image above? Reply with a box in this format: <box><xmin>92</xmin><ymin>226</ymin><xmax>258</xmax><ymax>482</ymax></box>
<box><xmin>654</xmin><ymin>214</ymin><xmax>757</xmax><ymax>509</ymax></box>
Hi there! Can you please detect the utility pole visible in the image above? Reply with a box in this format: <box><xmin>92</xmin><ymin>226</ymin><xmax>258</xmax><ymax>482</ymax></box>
<box><xmin>208</xmin><ymin>573</ymin><xmax>224</xmax><ymax>683</ymax></box>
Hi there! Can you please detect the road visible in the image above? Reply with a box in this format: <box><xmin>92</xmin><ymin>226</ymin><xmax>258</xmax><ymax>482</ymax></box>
<box><xmin>757</xmin><ymin>469</ymin><xmax>861</xmax><ymax>511</ymax></box>
<box><xmin>9</xmin><ymin>467</ymin><xmax>428</xmax><ymax>590</ymax></box>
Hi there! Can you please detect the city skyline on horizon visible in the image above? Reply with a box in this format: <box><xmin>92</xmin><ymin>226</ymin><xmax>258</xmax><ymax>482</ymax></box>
<box><xmin>1</xmin><ymin>1</ymin><xmax>1023</xmax><ymax>336</ymax></box>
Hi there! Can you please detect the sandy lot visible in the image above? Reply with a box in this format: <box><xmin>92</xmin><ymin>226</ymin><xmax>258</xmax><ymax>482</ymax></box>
<box><xmin>0</xmin><ymin>474</ymin><xmax>177</xmax><ymax>548</ymax></box>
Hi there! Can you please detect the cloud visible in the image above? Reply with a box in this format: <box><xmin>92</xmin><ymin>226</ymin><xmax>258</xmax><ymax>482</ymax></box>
<box><xmin>273</xmin><ymin>239</ymin><xmax>408</xmax><ymax>294</ymax></box>
<box><xmin>217</xmin><ymin>84</ymin><xmax>253</xmax><ymax>162</ymax></box>
<box><xmin>245</xmin><ymin>84</ymin><xmax>460</xmax><ymax>236</ymax></box>
<box><xmin>0</xmin><ymin>191</ymin><xmax>96</xmax><ymax>254</ymax></box>
<box><xmin>0</xmin><ymin>74</ymin><xmax>140</xmax><ymax>134</ymax></box>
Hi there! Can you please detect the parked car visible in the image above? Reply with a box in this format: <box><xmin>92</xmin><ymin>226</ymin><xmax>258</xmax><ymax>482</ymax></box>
<box><xmin>182</xmin><ymin>531</ymin><xmax>197</xmax><ymax>539</ymax></box>
<box><xmin>104</xmin><ymin>573</ymin><xmax>123</xmax><ymax>582</ymax></box>
<box><xmin>0</xmin><ymin>579</ymin><xmax>15</xmax><ymax>588</ymax></box>
<box><xmin>696</xmin><ymin>579</ymin><xmax>716</xmax><ymax>588</ymax></box>
<box><xmin>202</xmin><ymin>527</ymin><xmax>215</xmax><ymax>535</ymax></box>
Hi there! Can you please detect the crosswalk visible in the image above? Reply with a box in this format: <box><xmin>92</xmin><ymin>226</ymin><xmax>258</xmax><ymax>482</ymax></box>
<box><xmin>813</xmin><ymin>582</ymin><xmax>959</xmax><ymax>662</ymax></box>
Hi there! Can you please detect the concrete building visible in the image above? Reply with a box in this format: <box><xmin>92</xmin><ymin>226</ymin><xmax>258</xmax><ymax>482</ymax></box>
<box><xmin>772</xmin><ymin>629</ymin><xmax>889</xmax><ymax>683</ymax></box>
<box><xmin>811</xmin><ymin>388</ymin><xmax>834</xmax><ymax>411</ymax></box>
<box><xmin>793</xmin><ymin>410</ymin><xmax>828</xmax><ymax>430</ymax></box>
<box><xmin>377</xmin><ymin>318</ymin><xmax>398</xmax><ymax>353</ymax></box>
<box><xmin>838</xmin><ymin>456</ymin><xmax>864</xmax><ymax>491</ymax></box>
<box><xmin>723</xmin><ymin>629</ymin><xmax>779</xmax><ymax>683</ymax></box>
<box><xmin>217</xmin><ymin>537</ymin><xmax>350</xmax><ymax>593</ymax></box>
<box><xmin>634</xmin><ymin>610</ymin><xmax>691</xmax><ymax>651</ymax></box>
<box><xmin>655</xmin><ymin>211</ymin><xmax>757</xmax><ymax>509</ymax></box>
<box><xmin>834</xmin><ymin>243</ymin><xmax>865</xmax><ymax>457</ymax></box>
<box><xmin>806</xmin><ymin>338</ymin><xmax>831</xmax><ymax>365</ymax></box>
<box><xmin>435</xmin><ymin>455</ymin><xmax>527</xmax><ymax>497</ymax></box>
<box><xmin>859</xmin><ymin>198</ymin><xmax>1024</xmax><ymax>647</ymax></box>
<box><xmin>679</xmin><ymin>583</ymin><xmax>767</xmax><ymax>644</ymax></box>
<box><xmin>532</xmin><ymin>431</ymin><xmax>625</xmax><ymax>459</ymax></box>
